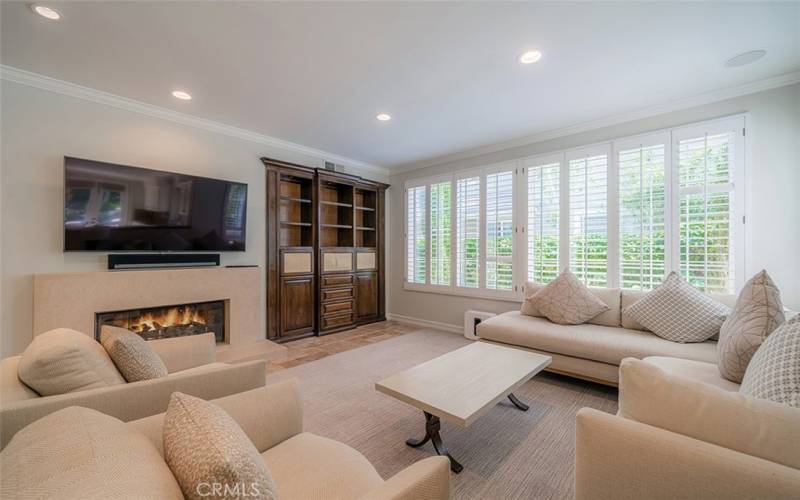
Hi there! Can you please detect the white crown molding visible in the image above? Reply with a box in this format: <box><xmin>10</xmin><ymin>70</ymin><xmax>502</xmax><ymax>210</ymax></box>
<box><xmin>0</xmin><ymin>65</ymin><xmax>389</xmax><ymax>177</ymax></box>
<box><xmin>392</xmin><ymin>71</ymin><xmax>800</xmax><ymax>175</ymax></box>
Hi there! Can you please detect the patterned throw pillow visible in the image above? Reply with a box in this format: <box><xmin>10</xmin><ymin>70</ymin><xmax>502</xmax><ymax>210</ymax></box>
<box><xmin>717</xmin><ymin>270</ymin><xmax>785</xmax><ymax>383</ymax></box>
<box><xmin>624</xmin><ymin>272</ymin><xmax>730</xmax><ymax>343</ymax></box>
<box><xmin>528</xmin><ymin>269</ymin><xmax>609</xmax><ymax>325</ymax></box>
<box><xmin>100</xmin><ymin>325</ymin><xmax>168</xmax><ymax>382</ymax></box>
<box><xmin>164</xmin><ymin>392</ymin><xmax>278</xmax><ymax>500</ymax></box>
<box><xmin>740</xmin><ymin>316</ymin><xmax>800</xmax><ymax>408</ymax></box>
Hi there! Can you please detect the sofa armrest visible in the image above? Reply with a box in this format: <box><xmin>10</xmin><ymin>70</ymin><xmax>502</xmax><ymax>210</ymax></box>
<box><xmin>575</xmin><ymin>408</ymin><xmax>800</xmax><ymax>500</ymax></box>
<box><xmin>148</xmin><ymin>332</ymin><xmax>216</xmax><ymax>373</ymax></box>
<box><xmin>128</xmin><ymin>378</ymin><xmax>303</xmax><ymax>456</ymax></box>
<box><xmin>0</xmin><ymin>359</ymin><xmax>265</xmax><ymax>449</ymax></box>
<box><xmin>359</xmin><ymin>457</ymin><xmax>450</xmax><ymax>500</ymax></box>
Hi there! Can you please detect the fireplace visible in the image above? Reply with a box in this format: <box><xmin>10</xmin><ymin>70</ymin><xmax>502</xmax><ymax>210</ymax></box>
<box><xmin>95</xmin><ymin>300</ymin><xmax>226</xmax><ymax>343</ymax></box>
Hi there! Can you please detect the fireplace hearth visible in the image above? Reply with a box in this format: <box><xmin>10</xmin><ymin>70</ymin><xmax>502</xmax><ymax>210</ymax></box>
<box><xmin>95</xmin><ymin>300</ymin><xmax>226</xmax><ymax>343</ymax></box>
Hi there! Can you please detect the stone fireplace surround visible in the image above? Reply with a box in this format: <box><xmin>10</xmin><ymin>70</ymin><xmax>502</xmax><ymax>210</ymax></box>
<box><xmin>33</xmin><ymin>267</ymin><xmax>286</xmax><ymax>363</ymax></box>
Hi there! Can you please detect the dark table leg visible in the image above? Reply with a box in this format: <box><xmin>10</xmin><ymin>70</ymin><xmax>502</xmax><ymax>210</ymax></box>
<box><xmin>507</xmin><ymin>393</ymin><xmax>529</xmax><ymax>411</ymax></box>
<box><xmin>405</xmin><ymin>411</ymin><xmax>464</xmax><ymax>473</ymax></box>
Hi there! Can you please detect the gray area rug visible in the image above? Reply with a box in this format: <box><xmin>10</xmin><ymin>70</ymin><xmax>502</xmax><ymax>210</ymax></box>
<box><xmin>270</xmin><ymin>329</ymin><xmax>618</xmax><ymax>500</ymax></box>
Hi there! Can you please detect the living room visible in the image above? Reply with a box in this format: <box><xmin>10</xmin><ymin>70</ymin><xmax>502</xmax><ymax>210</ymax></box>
<box><xmin>1</xmin><ymin>2</ymin><xmax>798</xmax><ymax>499</ymax></box>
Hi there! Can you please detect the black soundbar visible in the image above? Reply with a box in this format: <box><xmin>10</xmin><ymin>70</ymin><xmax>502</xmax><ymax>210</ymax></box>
<box><xmin>108</xmin><ymin>253</ymin><xmax>220</xmax><ymax>270</ymax></box>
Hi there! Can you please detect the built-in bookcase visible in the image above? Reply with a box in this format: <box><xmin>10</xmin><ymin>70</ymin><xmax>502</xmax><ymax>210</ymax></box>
<box><xmin>319</xmin><ymin>180</ymin><xmax>353</xmax><ymax>248</ymax></box>
<box><xmin>355</xmin><ymin>188</ymin><xmax>377</xmax><ymax>248</ymax></box>
<box><xmin>278</xmin><ymin>175</ymin><xmax>313</xmax><ymax>247</ymax></box>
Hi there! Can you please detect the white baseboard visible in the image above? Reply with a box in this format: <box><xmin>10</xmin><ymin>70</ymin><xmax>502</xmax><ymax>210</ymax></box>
<box><xmin>386</xmin><ymin>313</ymin><xmax>462</xmax><ymax>334</ymax></box>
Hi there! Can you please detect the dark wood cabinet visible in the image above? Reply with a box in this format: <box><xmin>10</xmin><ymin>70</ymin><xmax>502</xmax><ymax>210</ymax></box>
<box><xmin>263</xmin><ymin>158</ymin><xmax>387</xmax><ymax>342</ymax></box>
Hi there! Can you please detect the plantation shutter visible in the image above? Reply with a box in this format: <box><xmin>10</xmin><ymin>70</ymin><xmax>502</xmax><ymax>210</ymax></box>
<box><xmin>617</xmin><ymin>137</ymin><xmax>668</xmax><ymax>290</ymax></box>
<box><xmin>406</xmin><ymin>185</ymin><xmax>427</xmax><ymax>284</ymax></box>
<box><xmin>456</xmin><ymin>175</ymin><xmax>481</xmax><ymax>288</ymax></box>
<box><xmin>485</xmin><ymin>168</ymin><xmax>514</xmax><ymax>290</ymax></box>
<box><xmin>568</xmin><ymin>148</ymin><xmax>609</xmax><ymax>287</ymax></box>
<box><xmin>430</xmin><ymin>181</ymin><xmax>452</xmax><ymax>285</ymax></box>
<box><xmin>673</xmin><ymin>118</ymin><xmax>744</xmax><ymax>294</ymax></box>
<box><xmin>525</xmin><ymin>158</ymin><xmax>561</xmax><ymax>284</ymax></box>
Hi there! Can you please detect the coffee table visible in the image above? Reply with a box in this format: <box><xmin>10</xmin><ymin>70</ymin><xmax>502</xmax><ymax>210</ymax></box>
<box><xmin>375</xmin><ymin>341</ymin><xmax>551</xmax><ymax>473</ymax></box>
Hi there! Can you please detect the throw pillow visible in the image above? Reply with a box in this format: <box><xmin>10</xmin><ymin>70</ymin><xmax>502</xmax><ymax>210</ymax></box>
<box><xmin>520</xmin><ymin>281</ymin><xmax>544</xmax><ymax>317</ymax></box>
<box><xmin>623</xmin><ymin>272</ymin><xmax>730</xmax><ymax>343</ymax></box>
<box><xmin>717</xmin><ymin>270</ymin><xmax>785</xmax><ymax>383</ymax></box>
<box><xmin>17</xmin><ymin>328</ymin><xmax>125</xmax><ymax>396</ymax></box>
<box><xmin>0</xmin><ymin>406</ymin><xmax>183</xmax><ymax>499</ymax></box>
<box><xmin>100</xmin><ymin>325</ymin><xmax>169</xmax><ymax>382</ymax></box>
<box><xmin>528</xmin><ymin>269</ymin><xmax>609</xmax><ymax>325</ymax></box>
<box><xmin>740</xmin><ymin>315</ymin><xmax>800</xmax><ymax>408</ymax></box>
<box><xmin>164</xmin><ymin>392</ymin><xmax>279</xmax><ymax>500</ymax></box>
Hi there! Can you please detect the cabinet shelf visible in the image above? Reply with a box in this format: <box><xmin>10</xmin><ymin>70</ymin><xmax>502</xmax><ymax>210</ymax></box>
<box><xmin>281</xmin><ymin>221</ymin><xmax>312</xmax><ymax>227</ymax></box>
<box><xmin>356</xmin><ymin>226</ymin><xmax>375</xmax><ymax>231</ymax></box>
<box><xmin>320</xmin><ymin>201</ymin><xmax>353</xmax><ymax>208</ymax></box>
<box><xmin>321</xmin><ymin>224</ymin><xmax>352</xmax><ymax>229</ymax></box>
<box><xmin>355</xmin><ymin>206</ymin><xmax>375</xmax><ymax>211</ymax></box>
<box><xmin>281</xmin><ymin>196</ymin><xmax>312</xmax><ymax>204</ymax></box>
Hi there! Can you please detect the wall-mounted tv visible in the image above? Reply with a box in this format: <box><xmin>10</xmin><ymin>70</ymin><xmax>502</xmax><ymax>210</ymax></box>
<box><xmin>64</xmin><ymin>157</ymin><xmax>247</xmax><ymax>252</ymax></box>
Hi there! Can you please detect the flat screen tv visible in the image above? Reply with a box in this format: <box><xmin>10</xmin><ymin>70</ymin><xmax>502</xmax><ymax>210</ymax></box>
<box><xmin>64</xmin><ymin>157</ymin><xmax>247</xmax><ymax>252</ymax></box>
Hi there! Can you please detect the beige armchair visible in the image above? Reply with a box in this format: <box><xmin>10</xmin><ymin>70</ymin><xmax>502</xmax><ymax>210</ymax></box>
<box><xmin>575</xmin><ymin>358</ymin><xmax>800</xmax><ymax>500</ymax></box>
<box><xmin>0</xmin><ymin>332</ymin><xmax>266</xmax><ymax>448</ymax></box>
<box><xmin>129</xmin><ymin>378</ymin><xmax>451</xmax><ymax>500</ymax></box>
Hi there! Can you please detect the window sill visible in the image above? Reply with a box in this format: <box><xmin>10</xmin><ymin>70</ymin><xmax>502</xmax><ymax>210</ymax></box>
<box><xmin>402</xmin><ymin>282</ymin><xmax>522</xmax><ymax>303</ymax></box>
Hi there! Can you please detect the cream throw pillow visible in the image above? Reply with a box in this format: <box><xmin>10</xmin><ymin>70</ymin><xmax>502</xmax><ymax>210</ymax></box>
<box><xmin>528</xmin><ymin>269</ymin><xmax>609</xmax><ymax>325</ymax></box>
<box><xmin>740</xmin><ymin>315</ymin><xmax>800</xmax><ymax>408</ymax></box>
<box><xmin>623</xmin><ymin>272</ymin><xmax>730</xmax><ymax>343</ymax></box>
<box><xmin>0</xmin><ymin>406</ymin><xmax>183</xmax><ymax>499</ymax></box>
<box><xmin>717</xmin><ymin>270</ymin><xmax>785</xmax><ymax>383</ymax></box>
<box><xmin>100</xmin><ymin>325</ymin><xmax>168</xmax><ymax>382</ymax></box>
<box><xmin>520</xmin><ymin>281</ymin><xmax>544</xmax><ymax>317</ymax></box>
<box><xmin>164</xmin><ymin>392</ymin><xmax>279</xmax><ymax>500</ymax></box>
<box><xmin>17</xmin><ymin>328</ymin><xmax>125</xmax><ymax>396</ymax></box>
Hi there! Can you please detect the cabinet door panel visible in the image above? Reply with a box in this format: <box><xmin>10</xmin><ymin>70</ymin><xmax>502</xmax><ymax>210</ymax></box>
<box><xmin>281</xmin><ymin>276</ymin><xmax>315</xmax><ymax>337</ymax></box>
<box><xmin>355</xmin><ymin>272</ymin><xmax>378</xmax><ymax>322</ymax></box>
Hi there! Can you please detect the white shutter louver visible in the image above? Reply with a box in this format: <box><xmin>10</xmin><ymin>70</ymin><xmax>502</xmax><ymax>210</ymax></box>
<box><xmin>527</xmin><ymin>162</ymin><xmax>560</xmax><ymax>283</ymax></box>
<box><xmin>456</xmin><ymin>176</ymin><xmax>480</xmax><ymax>288</ymax></box>
<box><xmin>430</xmin><ymin>181</ymin><xmax>452</xmax><ymax>285</ymax></box>
<box><xmin>406</xmin><ymin>186</ymin><xmax>426</xmax><ymax>284</ymax></box>
<box><xmin>486</xmin><ymin>170</ymin><xmax>514</xmax><ymax>290</ymax></box>
<box><xmin>618</xmin><ymin>143</ymin><xmax>667</xmax><ymax>290</ymax></box>
<box><xmin>569</xmin><ymin>153</ymin><xmax>608</xmax><ymax>287</ymax></box>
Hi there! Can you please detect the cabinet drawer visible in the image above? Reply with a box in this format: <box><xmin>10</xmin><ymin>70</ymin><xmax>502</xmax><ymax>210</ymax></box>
<box><xmin>322</xmin><ymin>274</ymin><xmax>354</xmax><ymax>287</ymax></box>
<box><xmin>322</xmin><ymin>300</ymin><xmax>353</xmax><ymax>316</ymax></box>
<box><xmin>321</xmin><ymin>312</ymin><xmax>353</xmax><ymax>330</ymax></box>
<box><xmin>321</xmin><ymin>287</ymin><xmax>354</xmax><ymax>302</ymax></box>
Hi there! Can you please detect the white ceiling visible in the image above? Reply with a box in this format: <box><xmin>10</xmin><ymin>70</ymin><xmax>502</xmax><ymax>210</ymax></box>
<box><xmin>2</xmin><ymin>2</ymin><xmax>798</xmax><ymax>169</ymax></box>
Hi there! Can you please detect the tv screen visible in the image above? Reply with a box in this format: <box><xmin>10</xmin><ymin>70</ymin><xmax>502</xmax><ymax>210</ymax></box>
<box><xmin>64</xmin><ymin>157</ymin><xmax>247</xmax><ymax>251</ymax></box>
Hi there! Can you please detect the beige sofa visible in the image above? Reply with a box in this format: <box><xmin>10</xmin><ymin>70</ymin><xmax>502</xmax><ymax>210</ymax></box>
<box><xmin>477</xmin><ymin>287</ymin><xmax>738</xmax><ymax>385</ymax></box>
<box><xmin>0</xmin><ymin>332</ymin><xmax>266</xmax><ymax>448</ymax></box>
<box><xmin>575</xmin><ymin>357</ymin><xmax>800</xmax><ymax>499</ymax></box>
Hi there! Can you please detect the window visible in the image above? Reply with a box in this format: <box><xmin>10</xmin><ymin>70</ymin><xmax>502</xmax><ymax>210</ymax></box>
<box><xmin>429</xmin><ymin>181</ymin><xmax>452</xmax><ymax>286</ymax></box>
<box><xmin>404</xmin><ymin>115</ymin><xmax>746</xmax><ymax>298</ymax></box>
<box><xmin>485</xmin><ymin>169</ymin><xmax>515</xmax><ymax>291</ymax></box>
<box><xmin>406</xmin><ymin>185</ymin><xmax>426</xmax><ymax>284</ymax></box>
<box><xmin>456</xmin><ymin>176</ymin><xmax>480</xmax><ymax>288</ymax></box>
<box><xmin>525</xmin><ymin>158</ymin><xmax>560</xmax><ymax>283</ymax></box>
<box><xmin>617</xmin><ymin>137</ymin><xmax>668</xmax><ymax>290</ymax></box>
<box><xmin>568</xmin><ymin>148</ymin><xmax>609</xmax><ymax>287</ymax></box>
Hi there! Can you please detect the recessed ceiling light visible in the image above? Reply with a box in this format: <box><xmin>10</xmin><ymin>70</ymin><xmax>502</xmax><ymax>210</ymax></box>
<box><xmin>376</xmin><ymin>113</ymin><xmax>391</xmax><ymax>122</ymax></box>
<box><xmin>519</xmin><ymin>50</ymin><xmax>542</xmax><ymax>64</ymax></box>
<box><xmin>724</xmin><ymin>50</ymin><xmax>767</xmax><ymax>68</ymax></box>
<box><xmin>31</xmin><ymin>4</ymin><xmax>61</xmax><ymax>20</ymax></box>
<box><xmin>171</xmin><ymin>90</ymin><xmax>192</xmax><ymax>101</ymax></box>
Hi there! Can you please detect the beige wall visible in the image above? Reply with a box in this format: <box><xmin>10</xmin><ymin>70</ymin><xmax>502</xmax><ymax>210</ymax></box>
<box><xmin>0</xmin><ymin>81</ymin><xmax>387</xmax><ymax>357</ymax></box>
<box><xmin>387</xmin><ymin>84</ymin><xmax>800</xmax><ymax>328</ymax></box>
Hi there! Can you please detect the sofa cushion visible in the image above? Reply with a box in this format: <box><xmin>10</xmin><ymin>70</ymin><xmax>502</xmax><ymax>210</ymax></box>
<box><xmin>477</xmin><ymin>311</ymin><xmax>717</xmax><ymax>366</ymax></box>
<box><xmin>717</xmin><ymin>270</ymin><xmax>785</xmax><ymax>383</ymax></box>
<box><xmin>148</xmin><ymin>332</ymin><xmax>216</xmax><ymax>373</ymax></box>
<box><xmin>164</xmin><ymin>392</ymin><xmax>278</xmax><ymax>500</ymax></box>
<box><xmin>262</xmin><ymin>432</ymin><xmax>383</xmax><ymax>500</ymax></box>
<box><xmin>17</xmin><ymin>328</ymin><xmax>125</xmax><ymax>396</ymax></box>
<box><xmin>619</xmin><ymin>358</ymin><xmax>800</xmax><ymax>470</ymax></box>
<box><xmin>523</xmin><ymin>281</ymin><xmax>621</xmax><ymax>327</ymax></box>
<box><xmin>0</xmin><ymin>356</ymin><xmax>38</xmax><ymax>404</ymax></box>
<box><xmin>740</xmin><ymin>316</ymin><xmax>800</xmax><ymax>408</ymax></box>
<box><xmin>621</xmin><ymin>289</ymin><xmax>737</xmax><ymax>334</ymax></box>
<box><xmin>529</xmin><ymin>269</ymin><xmax>610</xmax><ymax>325</ymax></box>
<box><xmin>642</xmin><ymin>356</ymin><xmax>740</xmax><ymax>392</ymax></box>
<box><xmin>100</xmin><ymin>325</ymin><xmax>169</xmax><ymax>382</ymax></box>
<box><xmin>0</xmin><ymin>406</ymin><xmax>182</xmax><ymax>499</ymax></box>
<box><xmin>623</xmin><ymin>272</ymin><xmax>730</xmax><ymax>343</ymax></box>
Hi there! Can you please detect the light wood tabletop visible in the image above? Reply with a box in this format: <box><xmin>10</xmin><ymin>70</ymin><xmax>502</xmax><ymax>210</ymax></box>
<box><xmin>376</xmin><ymin>341</ymin><xmax>551</xmax><ymax>427</ymax></box>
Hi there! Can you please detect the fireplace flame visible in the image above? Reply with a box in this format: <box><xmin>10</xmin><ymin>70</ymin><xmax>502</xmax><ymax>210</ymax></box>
<box><xmin>130</xmin><ymin>306</ymin><xmax>207</xmax><ymax>333</ymax></box>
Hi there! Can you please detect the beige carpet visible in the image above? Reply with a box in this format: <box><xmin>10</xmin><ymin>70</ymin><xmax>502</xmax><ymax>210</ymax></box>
<box><xmin>269</xmin><ymin>329</ymin><xmax>618</xmax><ymax>500</ymax></box>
